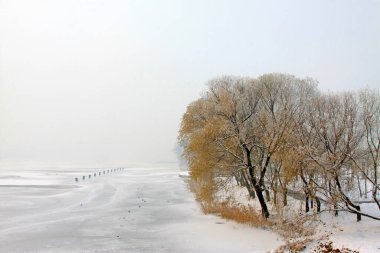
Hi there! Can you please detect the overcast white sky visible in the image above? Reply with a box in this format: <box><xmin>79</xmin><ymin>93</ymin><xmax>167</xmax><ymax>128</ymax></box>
<box><xmin>0</xmin><ymin>0</ymin><xmax>379</xmax><ymax>167</ymax></box>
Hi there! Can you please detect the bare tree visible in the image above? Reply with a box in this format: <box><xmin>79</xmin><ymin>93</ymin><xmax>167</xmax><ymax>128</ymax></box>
<box><xmin>305</xmin><ymin>93</ymin><xmax>365</xmax><ymax>221</ymax></box>
<box><xmin>353</xmin><ymin>90</ymin><xmax>380</xmax><ymax>209</ymax></box>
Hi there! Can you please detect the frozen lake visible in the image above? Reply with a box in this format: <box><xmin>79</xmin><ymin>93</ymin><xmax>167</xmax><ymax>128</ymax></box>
<box><xmin>0</xmin><ymin>165</ymin><xmax>282</xmax><ymax>252</ymax></box>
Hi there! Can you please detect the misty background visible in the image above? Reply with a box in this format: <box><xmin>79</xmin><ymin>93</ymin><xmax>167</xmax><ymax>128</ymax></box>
<box><xmin>0</xmin><ymin>0</ymin><xmax>379</xmax><ymax>167</ymax></box>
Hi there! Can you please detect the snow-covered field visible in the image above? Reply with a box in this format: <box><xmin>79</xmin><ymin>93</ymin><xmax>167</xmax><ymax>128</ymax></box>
<box><xmin>0</xmin><ymin>165</ymin><xmax>282</xmax><ymax>253</ymax></box>
<box><xmin>317</xmin><ymin>207</ymin><xmax>380</xmax><ymax>252</ymax></box>
<box><xmin>216</xmin><ymin>177</ymin><xmax>380</xmax><ymax>253</ymax></box>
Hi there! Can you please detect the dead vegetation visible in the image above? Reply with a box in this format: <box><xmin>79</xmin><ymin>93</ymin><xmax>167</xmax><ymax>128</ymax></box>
<box><xmin>270</xmin><ymin>213</ymin><xmax>317</xmax><ymax>238</ymax></box>
<box><xmin>312</xmin><ymin>241</ymin><xmax>360</xmax><ymax>253</ymax></box>
<box><xmin>273</xmin><ymin>238</ymin><xmax>312</xmax><ymax>253</ymax></box>
<box><xmin>201</xmin><ymin>201</ymin><xmax>266</xmax><ymax>227</ymax></box>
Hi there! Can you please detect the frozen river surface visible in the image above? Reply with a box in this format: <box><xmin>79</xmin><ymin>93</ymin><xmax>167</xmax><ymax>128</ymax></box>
<box><xmin>0</xmin><ymin>166</ymin><xmax>282</xmax><ymax>253</ymax></box>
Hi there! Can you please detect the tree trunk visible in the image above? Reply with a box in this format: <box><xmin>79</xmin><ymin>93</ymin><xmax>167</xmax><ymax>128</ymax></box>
<box><xmin>244</xmin><ymin>147</ymin><xmax>269</xmax><ymax>218</ymax></box>
<box><xmin>335</xmin><ymin>174</ymin><xmax>362</xmax><ymax>221</ymax></box>
<box><xmin>273</xmin><ymin>188</ymin><xmax>278</xmax><ymax>207</ymax></box>
<box><xmin>273</xmin><ymin>179</ymin><xmax>278</xmax><ymax>208</ymax></box>
<box><xmin>265</xmin><ymin>189</ymin><xmax>271</xmax><ymax>202</ymax></box>
<box><xmin>241</xmin><ymin>170</ymin><xmax>255</xmax><ymax>199</ymax></box>
<box><xmin>243</xmin><ymin>145</ymin><xmax>269</xmax><ymax>219</ymax></box>
<box><xmin>356</xmin><ymin>205</ymin><xmax>361</xmax><ymax>222</ymax></box>
<box><xmin>305</xmin><ymin>196</ymin><xmax>310</xmax><ymax>213</ymax></box>
<box><xmin>316</xmin><ymin>197</ymin><xmax>321</xmax><ymax>212</ymax></box>
<box><xmin>248</xmin><ymin>187</ymin><xmax>256</xmax><ymax>199</ymax></box>
<box><xmin>255</xmin><ymin>184</ymin><xmax>270</xmax><ymax>218</ymax></box>
<box><xmin>357</xmin><ymin>176</ymin><xmax>362</xmax><ymax>198</ymax></box>
<box><xmin>364</xmin><ymin>171</ymin><xmax>368</xmax><ymax>199</ymax></box>
<box><xmin>282</xmin><ymin>188</ymin><xmax>287</xmax><ymax>206</ymax></box>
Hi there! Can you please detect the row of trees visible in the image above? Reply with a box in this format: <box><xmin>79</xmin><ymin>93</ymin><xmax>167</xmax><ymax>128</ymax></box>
<box><xmin>179</xmin><ymin>73</ymin><xmax>379</xmax><ymax>221</ymax></box>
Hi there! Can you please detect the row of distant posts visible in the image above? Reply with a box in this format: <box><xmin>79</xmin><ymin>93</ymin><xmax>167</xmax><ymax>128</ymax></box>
<box><xmin>75</xmin><ymin>168</ymin><xmax>125</xmax><ymax>182</ymax></box>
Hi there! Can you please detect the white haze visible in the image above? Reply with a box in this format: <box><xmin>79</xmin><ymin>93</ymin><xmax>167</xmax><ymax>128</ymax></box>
<box><xmin>0</xmin><ymin>0</ymin><xmax>379</xmax><ymax>167</ymax></box>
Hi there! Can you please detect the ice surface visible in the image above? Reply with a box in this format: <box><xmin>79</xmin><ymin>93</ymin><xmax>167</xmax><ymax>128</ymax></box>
<box><xmin>0</xmin><ymin>166</ymin><xmax>282</xmax><ymax>253</ymax></box>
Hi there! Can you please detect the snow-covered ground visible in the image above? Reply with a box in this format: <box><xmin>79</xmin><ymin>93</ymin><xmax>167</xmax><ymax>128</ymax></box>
<box><xmin>216</xmin><ymin>178</ymin><xmax>380</xmax><ymax>253</ymax></box>
<box><xmin>314</xmin><ymin>204</ymin><xmax>380</xmax><ymax>253</ymax></box>
<box><xmin>0</xmin><ymin>165</ymin><xmax>282</xmax><ymax>253</ymax></box>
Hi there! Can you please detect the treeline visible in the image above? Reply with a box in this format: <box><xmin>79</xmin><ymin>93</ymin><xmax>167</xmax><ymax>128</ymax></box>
<box><xmin>179</xmin><ymin>73</ymin><xmax>380</xmax><ymax>221</ymax></box>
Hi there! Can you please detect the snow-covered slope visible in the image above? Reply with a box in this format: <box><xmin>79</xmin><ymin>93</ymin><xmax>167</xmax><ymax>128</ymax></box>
<box><xmin>214</xmin><ymin>177</ymin><xmax>380</xmax><ymax>253</ymax></box>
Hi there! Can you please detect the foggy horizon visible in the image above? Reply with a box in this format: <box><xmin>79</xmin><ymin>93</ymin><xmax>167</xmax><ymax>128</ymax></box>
<box><xmin>1</xmin><ymin>0</ymin><xmax>379</xmax><ymax>168</ymax></box>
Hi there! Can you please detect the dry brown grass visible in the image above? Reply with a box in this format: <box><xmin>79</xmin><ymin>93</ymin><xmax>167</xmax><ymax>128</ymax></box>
<box><xmin>272</xmin><ymin>214</ymin><xmax>317</xmax><ymax>239</ymax></box>
<box><xmin>201</xmin><ymin>201</ymin><xmax>266</xmax><ymax>227</ymax></box>
<box><xmin>274</xmin><ymin>238</ymin><xmax>313</xmax><ymax>253</ymax></box>
<box><xmin>189</xmin><ymin>178</ymin><xmax>266</xmax><ymax>227</ymax></box>
<box><xmin>188</xmin><ymin>178</ymin><xmax>215</xmax><ymax>203</ymax></box>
